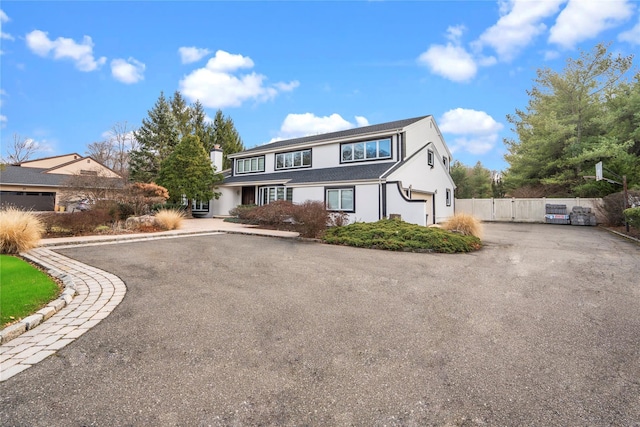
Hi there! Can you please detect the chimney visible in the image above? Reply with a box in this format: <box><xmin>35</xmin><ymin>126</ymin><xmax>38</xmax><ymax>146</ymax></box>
<box><xmin>210</xmin><ymin>145</ymin><xmax>223</xmax><ymax>172</ymax></box>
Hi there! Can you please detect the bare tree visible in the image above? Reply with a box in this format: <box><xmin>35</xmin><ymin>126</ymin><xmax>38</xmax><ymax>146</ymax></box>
<box><xmin>2</xmin><ymin>133</ymin><xmax>40</xmax><ymax>164</ymax></box>
<box><xmin>59</xmin><ymin>170</ymin><xmax>125</xmax><ymax>208</ymax></box>
<box><xmin>85</xmin><ymin>121</ymin><xmax>137</xmax><ymax>179</ymax></box>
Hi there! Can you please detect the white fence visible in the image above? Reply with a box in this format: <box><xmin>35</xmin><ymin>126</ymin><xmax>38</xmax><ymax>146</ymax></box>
<box><xmin>455</xmin><ymin>198</ymin><xmax>603</xmax><ymax>223</ymax></box>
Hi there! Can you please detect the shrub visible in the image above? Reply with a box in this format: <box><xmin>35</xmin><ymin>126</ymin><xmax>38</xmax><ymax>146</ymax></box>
<box><xmin>624</xmin><ymin>207</ymin><xmax>640</xmax><ymax>229</ymax></box>
<box><xmin>245</xmin><ymin>201</ymin><xmax>296</xmax><ymax>226</ymax></box>
<box><xmin>229</xmin><ymin>204</ymin><xmax>258</xmax><ymax>220</ymax></box>
<box><xmin>0</xmin><ymin>207</ymin><xmax>45</xmax><ymax>254</ymax></box>
<box><xmin>154</xmin><ymin>209</ymin><xmax>185</xmax><ymax>230</ymax></box>
<box><xmin>291</xmin><ymin>200</ymin><xmax>329</xmax><ymax>238</ymax></box>
<box><xmin>442</xmin><ymin>213</ymin><xmax>483</xmax><ymax>238</ymax></box>
<box><xmin>41</xmin><ymin>208</ymin><xmax>114</xmax><ymax>236</ymax></box>
<box><xmin>121</xmin><ymin>182</ymin><xmax>170</xmax><ymax>216</ymax></box>
<box><xmin>328</xmin><ymin>211</ymin><xmax>350</xmax><ymax>227</ymax></box>
<box><xmin>598</xmin><ymin>190</ymin><xmax>640</xmax><ymax>226</ymax></box>
<box><xmin>323</xmin><ymin>218</ymin><xmax>481</xmax><ymax>253</ymax></box>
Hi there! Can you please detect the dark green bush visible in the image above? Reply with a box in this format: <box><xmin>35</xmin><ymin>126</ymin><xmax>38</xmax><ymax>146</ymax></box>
<box><xmin>623</xmin><ymin>207</ymin><xmax>640</xmax><ymax>228</ymax></box>
<box><xmin>323</xmin><ymin>218</ymin><xmax>481</xmax><ymax>253</ymax></box>
<box><xmin>598</xmin><ymin>190</ymin><xmax>640</xmax><ymax>226</ymax></box>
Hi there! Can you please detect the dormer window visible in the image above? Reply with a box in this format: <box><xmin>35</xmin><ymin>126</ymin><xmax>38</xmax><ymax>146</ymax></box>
<box><xmin>341</xmin><ymin>138</ymin><xmax>391</xmax><ymax>163</ymax></box>
<box><xmin>275</xmin><ymin>149</ymin><xmax>311</xmax><ymax>170</ymax></box>
<box><xmin>236</xmin><ymin>156</ymin><xmax>265</xmax><ymax>174</ymax></box>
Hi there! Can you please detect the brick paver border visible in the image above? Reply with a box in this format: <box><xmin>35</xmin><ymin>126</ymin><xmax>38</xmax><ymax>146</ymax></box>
<box><xmin>0</xmin><ymin>248</ymin><xmax>126</xmax><ymax>382</ymax></box>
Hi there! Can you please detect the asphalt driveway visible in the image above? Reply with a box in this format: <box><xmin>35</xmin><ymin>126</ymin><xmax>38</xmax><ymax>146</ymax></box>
<box><xmin>1</xmin><ymin>223</ymin><xmax>639</xmax><ymax>426</ymax></box>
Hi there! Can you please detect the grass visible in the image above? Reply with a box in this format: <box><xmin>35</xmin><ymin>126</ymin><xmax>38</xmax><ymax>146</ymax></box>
<box><xmin>323</xmin><ymin>218</ymin><xmax>482</xmax><ymax>253</ymax></box>
<box><xmin>442</xmin><ymin>213</ymin><xmax>484</xmax><ymax>239</ymax></box>
<box><xmin>154</xmin><ymin>209</ymin><xmax>185</xmax><ymax>230</ymax></box>
<box><xmin>0</xmin><ymin>207</ymin><xmax>45</xmax><ymax>254</ymax></box>
<box><xmin>1</xmin><ymin>255</ymin><xmax>60</xmax><ymax>327</ymax></box>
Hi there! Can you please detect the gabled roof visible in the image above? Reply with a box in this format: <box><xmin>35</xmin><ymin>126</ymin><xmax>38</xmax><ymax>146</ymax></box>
<box><xmin>237</xmin><ymin>115</ymin><xmax>430</xmax><ymax>156</ymax></box>
<box><xmin>18</xmin><ymin>153</ymin><xmax>83</xmax><ymax>168</ymax></box>
<box><xmin>0</xmin><ymin>165</ymin><xmax>69</xmax><ymax>186</ymax></box>
<box><xmin>223</xmin><ymin>162</ymin><xmax>397</xmax><ymax>185</ymax></box>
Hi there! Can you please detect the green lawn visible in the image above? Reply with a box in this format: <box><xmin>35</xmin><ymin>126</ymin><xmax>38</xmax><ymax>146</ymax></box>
<box><xmin>1</xmin><ymin>255</ymin><xmax>60</xmax><ymax>327</ymax></box>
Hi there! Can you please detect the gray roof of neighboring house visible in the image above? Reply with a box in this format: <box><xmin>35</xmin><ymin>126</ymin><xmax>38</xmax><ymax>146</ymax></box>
<box><xmin>223</xmin><ymin>162</ymin><xmax>398</xmax><ymax>185</ymax></box>
<box><xmin>0</xmin><ymin>165</ymin><xmax>69</xmax><ymax>187</ymax></box>
<box><xmin>238</xmin><ymin>115</ymin><xmax>430</xmax><ymax>155</ymax></box>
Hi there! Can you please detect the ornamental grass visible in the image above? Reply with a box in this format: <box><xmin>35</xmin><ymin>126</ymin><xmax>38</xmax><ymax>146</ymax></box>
<box><xmin>0</xmin><ymin>207</ymin><xmax>45</xmax><ymax>254</ymax></box>
<box><xmin>442</xmin><ymin>213</ymin><xmax>483</xmax><ymax>239</ymax></box>
<box><xmin>154</xmin><ymin>209</ymin><xmax>185</xmax><ymax>230</ymax></box>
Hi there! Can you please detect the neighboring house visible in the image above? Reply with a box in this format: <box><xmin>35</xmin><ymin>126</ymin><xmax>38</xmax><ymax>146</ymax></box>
<box><xmin>199</xmin><ymin>115</ymin><xmax>455</xmax><ymax>225</ymax></box>
<box><xmin>0</xmin><ymin>153</ymin><xmax>122</xmax><ymax>211</ymax></box>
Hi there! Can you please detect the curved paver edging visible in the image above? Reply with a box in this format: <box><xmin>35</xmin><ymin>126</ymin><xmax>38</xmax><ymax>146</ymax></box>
<box><xmin>0</xmin><ymin>256</ymin><xmax>79</xmax><ymax>345</ymax></box>
<box><xmin>0</xmin><ymin>248</ymin><xmax>127</xmax><ymax>382</ymax></box>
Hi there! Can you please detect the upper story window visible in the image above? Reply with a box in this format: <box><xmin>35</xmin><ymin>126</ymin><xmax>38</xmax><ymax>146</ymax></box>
<box><xmin>276</xmin><ymin>149</ymin><xmax>311</xmax><ymax>170</ymax></box>
<box><xmin>443</xmin><ymin>156</ymin><xmax>448</xmax><ymax>170</ymax></box>
<box><xmin>236</xmin><ymin>156</ymin><xmax>265</xmax><ymax>174</ymax></box>
<box><xmin>427</xmin><ymin>150</ymin><xmax>434</xmax><ymax>167</ymax></box>
<box><xmin>341</xmin><ymin>138</ymin><xmax>391</xmax><ymax>163</ymax></box>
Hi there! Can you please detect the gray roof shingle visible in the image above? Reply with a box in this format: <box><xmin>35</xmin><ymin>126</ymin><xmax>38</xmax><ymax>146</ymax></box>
<box><xmin>0</xmin><ymin>165</ymin><xmax>69</xmax><ymax>187</ymax></box>
<box><xmin>223</xmin><ymin>162</ymin><xmax>397</xmax><ymax>185</ymax></box>
<box><xmin>238</xmin><ymin>115</ymin><xmax>429</xmax><ymax>155</ymax></box>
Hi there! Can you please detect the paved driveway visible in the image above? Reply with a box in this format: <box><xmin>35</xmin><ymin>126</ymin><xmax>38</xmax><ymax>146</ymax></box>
<box><xmin>1</xmin><ymin>223</ymin><xmax>639</xmax><ymax>426</ymax></box>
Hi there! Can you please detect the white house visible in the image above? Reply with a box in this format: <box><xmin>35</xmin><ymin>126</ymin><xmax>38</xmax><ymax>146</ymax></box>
<box><xmin>197</xmin><ymin>115</ymin><xmax>455</xmax><ymax>225</ymax></box>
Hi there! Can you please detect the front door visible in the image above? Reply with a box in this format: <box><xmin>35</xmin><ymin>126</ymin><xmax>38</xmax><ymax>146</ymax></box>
<box><xmin>241</xmin><ymin>186</ymin><xmax>255</xmax><ymax>205</ymax></box>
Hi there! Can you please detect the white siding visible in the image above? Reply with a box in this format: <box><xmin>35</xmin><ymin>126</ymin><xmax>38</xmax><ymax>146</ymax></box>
<box><xmin>211</xmin><ymin>187</ymin><xmax>241</xmax><ymax>216</ymax></box>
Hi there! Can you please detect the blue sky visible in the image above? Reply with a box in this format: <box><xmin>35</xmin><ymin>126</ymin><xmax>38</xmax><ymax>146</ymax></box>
<box><xmin>1</xmin><ymin>1</ymin><xmax>639</xmax><ymax>172</ymax></box>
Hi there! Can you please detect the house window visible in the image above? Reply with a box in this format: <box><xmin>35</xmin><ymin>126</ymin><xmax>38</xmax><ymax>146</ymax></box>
<box><xmin>80</xmin><ymin>169</ymin><xmax>98</xmax><ymax>176</ymax></box>
<box><xmin>192</xmin><ymin>200</ymin><xmax>209</xmax><ymax>211</ymax></box>
<box><xmin>259</xmin><ymin>186</ymin><xmax>293</xmax><ymax>205</ymax></box>
<box><xmin>236</xmin><ymin>156</ymin><xmax>265</xmax><ymax>174</ymax></box>
<box><xmin>443</xmin><ymin>156</ymin><xmax>448</xmax><ymax>170</ymax></box>
<box><xmin>326</xmin><ymin>187</ymin><xmax>355</xmax><ymax>212</ymax></box>
<box><xmin>446</xmin><ymin>188</ymin><xmax>452</xmax><ymax>206</ymax></box>
<box><xmin>341</xmin><ymin>138</ymin><xmax>391</xmax><ymax>163</ymax></box>
<box><xmin>275</xmin><ymin>149</ymin><xmax>311</xmax><ymax>170</ymax></box>
<box><xmin>427</xmin><ymin>150</ymin><xmax>434</xmax><ymax>167</ymax></box>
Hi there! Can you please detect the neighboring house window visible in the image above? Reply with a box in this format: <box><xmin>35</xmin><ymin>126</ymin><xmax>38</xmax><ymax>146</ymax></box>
<box><xmin>427</xmin><ymin>150</ymin><xmax>434</xmax><ymax>167</ymax></box>
<box><xmin>275</xmin><ymin>149</ymin><xmax>311</xmax><ymax>170</ymax></box>
<box><xmin>326</xmin><ymin>187</ymin><xmax>355</xmax><ymax>212</ymax></box>
<box><xmin>446</xmin><ymin>188</ymin><xmax>452</xmax><ymax>206</ymax></box>
<box><xmin>236</xmin><ymin>156</ymin><xmax>265</xmax><ymax>174</ymax></box>
<box><xmin>341</xmin><ymin>138</ymin><xmax>391</xmax><ymax>163</ymax></box>
<box><xmin>259</xmin><ymin>186</ymin><xmax>293</xmax><ymax>205</ymax></box>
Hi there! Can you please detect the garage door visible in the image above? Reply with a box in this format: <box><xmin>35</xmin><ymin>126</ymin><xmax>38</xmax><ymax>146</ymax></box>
<box><xmin>1</xmin><ymin>191</ymin><xmax>56</xmax><ymax>211</ymax></box>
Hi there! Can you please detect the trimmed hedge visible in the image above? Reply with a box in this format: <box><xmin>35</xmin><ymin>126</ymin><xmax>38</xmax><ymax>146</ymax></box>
<box><xmin>623</xmin><ymin>207</ymin><xmax>640</xmax><ymax>228</ymax></box>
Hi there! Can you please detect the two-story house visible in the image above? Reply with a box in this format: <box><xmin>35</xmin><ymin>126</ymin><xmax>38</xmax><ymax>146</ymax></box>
<box><xmin>199</xmin><ymin>115</ymin><xmax>455</xmax><ymax>225</ymax></box>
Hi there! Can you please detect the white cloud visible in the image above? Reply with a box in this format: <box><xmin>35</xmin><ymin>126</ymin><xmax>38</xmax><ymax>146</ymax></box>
<box><xmin>618</xmin><ymin>15</ymin><xmax>640</xmax><ymax>45</ymax></box>
<box><xmin>355</xmin><ymin>116</ymin><xmax>370</xmax><ymax>127</ymax></box>
<box><xmin>475</xmin><ymin>0</ymin><xmax>565</xmax><ymax>61</ymax></box>
<box><xmin>418</xmin><ymin>44</ymin><xmax>477</xmax><ymax>82</ymax></box>
<box><xmin>550</xmin><ymin>0</ymin><xmax>634</xmax><ymax>49</ymax></box>
<box><xmin>0</xmin><ymin>114</ymin><xmax>7</xmax><ymax>128</ymax></box>
<box><xmin>272</xmin><ymin>113</ymin><xmax>369</xmax><ymax>141</ymax></box>
<box><xmin>446</xmin><ymin>24</ymin><xmax>466</xmax><ymax>43</ymax></box>
<box><xmin>206</xmin><ymin>50</ymin><xmax>254</xmax><ymax>72</ymax></box>
<box><xmin>111</xmin><ymin>57</ymin><xmax>145</xmax><ymax>84</ymax></box>
<box><xmin>0</xmin><ymin>10</ymin><xmax>14</xmax><ymax>42</ymax></box>
<box><xmin>439</xmin><ymin>108</ymin><xmax>503</xmax><ymax>155</ymax></box>
<box><xmin>25</xmin><ymin>30</ymin><xmax>106</xmax><ymax>71</ymax></box>
<box><xmin>179</xmin><ymin>49</ymin><xmax>299</xmax><ymax>108</ymax></box>
<box><xmin>178</xmin><ymin>46</ymin><xmax>211</xmax><ymax>64</ymax></box>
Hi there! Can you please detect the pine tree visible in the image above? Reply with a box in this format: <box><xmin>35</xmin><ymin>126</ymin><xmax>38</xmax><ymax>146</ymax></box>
<box><xmin>170</xmin><ymin>90</ymin><xmax>191</xmax><ymax>141</ymax></box>
<box><xmin>130</xmin><ymin>92</ymin><xmax>179</xmax><ymax>183</ymax></box>
<box><xmin>212</xmin><ymin>110</ymin><xmax>245</xmax><ymax>169</ymax></box>
<box><xmin>157</xmin><ymin>135</ymin><xmax>222</xmax><ymax>217</ymax></box>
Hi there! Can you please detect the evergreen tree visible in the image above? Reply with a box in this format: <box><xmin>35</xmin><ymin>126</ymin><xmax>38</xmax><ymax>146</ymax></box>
<box><xmin>449</xmin><ymin>160</ymin><xmax>493</xmax><ymax>198</ymax></box>
<box><xmin>503</xmin><ymin>43</ymin><xmax>635</xmax><ymax>197</ymax></box>
<box><xmin>157</xmin><ymin>135</ymin><xmax>222</xmax><ymax>217</ymax></box>
<box><xmin>212</xmin><ymin>110</ymin><xmax>245</xmax><ymax>169</ymax></box>
<box><xmin>130</xmin><ymin>92</ymin><xmax>179</xmax><ymax>182</ymax></box>
<box><xmin>170</xmin><ymin>91</ymin><xmax>191</xmax><ymax>141</ymax></box>
<box><xmin>450</xmin><ymin>160</ymin><xmax>471</xmax><ymax>198</ymax></box>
